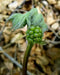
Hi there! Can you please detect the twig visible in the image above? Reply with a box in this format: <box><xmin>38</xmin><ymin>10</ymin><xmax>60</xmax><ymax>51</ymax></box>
<box><xmin>48</xmin><ymin>26</ymin><xmax>60</xmax><ymax>39</ymax></box>
<box><xmin>16</xmin><ymin>0</ymin><xmax>26</xmax><ymax>9</ymax></box>
<box><xmin>12</xmin><ymin>0</ymin><xmax>26</xmax><ymax>13</ymax></box>
<box><xmin>0</xmin><ymin>47</ymin><xmax>31</xmax><ymax>75</ymax></box>
<box><xmin>3</xmin><ymin>34</ymin><xmax>26</xmax><ymax>49</ymax></box>
<box><xmin>32</xmin><ymin>0</ymin><xmax>35</xmax><ymax>8</ymax></box>
<box><xmin>0</xmin><ymin>24</ymin><xmax>6</xmax><ymax>41</ymax></box>
<box><xmin>45</xmin><ymin>40</ymin><xmax>60</xmax><ymax>44</ymax></box>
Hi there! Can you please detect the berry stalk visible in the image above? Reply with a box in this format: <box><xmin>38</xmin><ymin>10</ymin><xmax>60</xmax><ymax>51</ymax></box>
<box><xmin>23</xmin><ymin>42</ymin><xmax>33</xmax><ymax>75</ymax></box>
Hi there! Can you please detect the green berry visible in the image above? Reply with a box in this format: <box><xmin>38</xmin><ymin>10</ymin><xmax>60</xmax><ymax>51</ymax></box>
<box><xmin>36</xmin><ymin>26</ymin><xmax>40</xmax><ymax>29</ymax></box>
<box><xmin>34</xmin><ymin>33</ymin><xmax>37</xmax><ymax>37</ymax></box>
<box><xmin>35</xmin><ymin>29</ymin><xmax>40</xmax><ymax>33</ymax></box>
<box><xmin>29</xmin><ymin>31</ymin><xmax>33</xmax><ymax>34</ymax></box>
<box><xmin>28</xmin><ymin>38</ymin><xmax>33</xmax><ymax>42</ymax></box>
<box><xmin>30</xmin><ymin>35</ymin><xmax>33</xmax><ymax>38</ymax></box>
<box><xmin>30</xmin><ymin>26</ymin><xmax>35</xmax><ymax>31</ymax></box>
<box><xmin>39</xmin><ymin>33</ymin><xmax>42</xmax><ymax>37</ymax></box>
<box><xmin>34</xmin><ymin>33</ymin><xmax>39</xmax><ymax>37</ymax></box>
<box><xmin>26</xmin><ymin>25</ymin><xmax>43</xmax><ymax>44</ymax></box>
<box><xmin>39</xmin><ymin>29</ymin><xmax>42</xmax><ymax>33</ymax></box>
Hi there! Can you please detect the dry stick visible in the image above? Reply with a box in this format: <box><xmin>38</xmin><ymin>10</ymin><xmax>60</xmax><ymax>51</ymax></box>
<box><xmin>0</xmin><ymin>24</ymin><xmax>6</xmax><ymax>41</ymax></box>
<box><xmin>3</xmin><ymin>34</ymin><xmax>26</xmax><ymax>49</ymax></box>
<box><xmin>0</xmin><ymin>47</ymin><xmax>31</xmax><ymax>75</ymax></box>
<box><xmin>12</xmin><ymin>0</ymin><xmax>26</xmax><ymax>13</ymax></box>
<box><xmin>32</xmin><ymin>0</ymin><xmax>35</xmax><ymax>8</ymax></box>
<box><xmin>16</xmin><ymin>0</ymin><xmax>26</xmax><ymax>9</ymax></box>
<box><xmin>45</xmin><ymin>40</ymin><xmax>60</xmax><ymax>45</ymax></box>
<box><xmin>48</xmin><ymin>25</ymin><xmax>60</xmax><ymax>39</ymax></box>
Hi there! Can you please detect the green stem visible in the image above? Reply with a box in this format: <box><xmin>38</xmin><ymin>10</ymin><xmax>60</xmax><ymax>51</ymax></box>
<box><xmin>23</xmin><ymin>42</ymin><xmax>33</xmax><ymax>75</ymax></box>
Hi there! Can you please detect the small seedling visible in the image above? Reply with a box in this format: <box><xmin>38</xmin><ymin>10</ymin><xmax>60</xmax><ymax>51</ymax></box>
<box><xmin>7</xmin><ymin>8</ymin><xmax>48</xmax><ymax>75</ymax></box>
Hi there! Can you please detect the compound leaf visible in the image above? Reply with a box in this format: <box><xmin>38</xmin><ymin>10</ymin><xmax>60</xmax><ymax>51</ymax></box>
<box><xmin>7</xmin><ymin>8</ymin><xmax>48</xmax><ymax>32</ymax></box>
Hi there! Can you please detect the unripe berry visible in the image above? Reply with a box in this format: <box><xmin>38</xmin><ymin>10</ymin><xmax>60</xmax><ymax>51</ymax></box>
<box><xmin>26</xmin><ymin>26</ymin><xmax>43</xmax><ymax>43</ymax></box>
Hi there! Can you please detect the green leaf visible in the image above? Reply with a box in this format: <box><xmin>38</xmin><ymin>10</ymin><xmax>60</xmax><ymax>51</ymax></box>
<box><xmin>41</xmin><ymin>23</ymin><xmax>48</xmax><ymax>33</ymax></box>
<box><xmin>7</xmin><ymin>8</ymin><xmax>48</xmax><ymax>32</ymax></box>
<box><xmin>31</xmin><ymin>14</ymin><xmax>44</xmax><ymax>26</ymax></box>
<box><xmin>29</xmin><ymin>8</ymin><xmax>38</xmax><ymax>17</ymax></box>
<box><xmin>25</xmin><ymin>13</ymin><xmax>31</xmax><ymax>28</ymax></box>
<box><xmin>12</xmin><ymin>14</ymin><xmax>26</xmax><ymax>30</ymax></box>
<box><xmin>31</xmin><ymin>13</ymin><xmax>48</xmax><ymax>32</ymax></box>
<box><xmin>6</xmin><ymin>13</ymin><xmax>20</xmax><ymax>22</ymax></box>
<box><xmin>7</xmin><ymin>13</ymin><xmax>27</xmax><ymax>30</ymax></box>
<box><xmin>26</xmin><ymin>8</ymin><xmax>38</xmax><ymax>28</ymax></box>
<box><xmin>25</xmin><ymin>8</ymin><xmax>38</xmax><ymax>28</ymax></box>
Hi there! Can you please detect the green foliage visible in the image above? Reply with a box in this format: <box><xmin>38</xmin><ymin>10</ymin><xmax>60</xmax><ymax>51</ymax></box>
<box><xmin>6</xmin><ymin>8</ymin><xmax>48</xmax><ymax>75</ymax></box>
<box><xmin>7</xmin><ymin>8</ymin><xmax>48</xmax><ymax>33</ymax></box>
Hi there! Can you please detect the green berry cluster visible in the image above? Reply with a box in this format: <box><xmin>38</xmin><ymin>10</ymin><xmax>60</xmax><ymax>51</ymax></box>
<box><xmin>26</xmin><ymin>26</ymin><xmax>43</xmax><ymax>43</ymax></box>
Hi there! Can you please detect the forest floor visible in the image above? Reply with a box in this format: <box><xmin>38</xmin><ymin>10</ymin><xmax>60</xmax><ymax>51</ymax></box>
<box><xmin>0</xmin><ymin>0</ymin><xmax>60</xmax><ymax>75</ymax></box>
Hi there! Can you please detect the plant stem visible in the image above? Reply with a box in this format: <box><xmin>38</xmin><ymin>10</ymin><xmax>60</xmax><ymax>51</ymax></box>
<box><xmin>23</xmin><ymin>42</ymin><xmax>33</xmax><ymax>75</ymax></box>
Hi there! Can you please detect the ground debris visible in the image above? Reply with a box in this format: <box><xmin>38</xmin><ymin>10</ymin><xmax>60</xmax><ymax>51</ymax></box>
<box><xmin>0</xmin><ymin>0</ymin><xmax>60</xmax><ymax>75</ymax></box>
